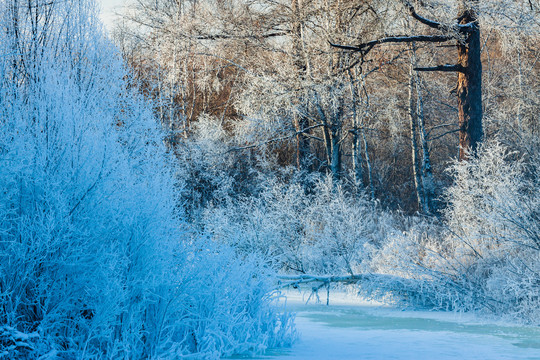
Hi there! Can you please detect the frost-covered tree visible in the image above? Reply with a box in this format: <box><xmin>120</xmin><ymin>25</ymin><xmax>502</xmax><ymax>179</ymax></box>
<box><xmin>333</xmin><ymin>0</ymin><xmax>538</xmax><ymax>161</ymax></box>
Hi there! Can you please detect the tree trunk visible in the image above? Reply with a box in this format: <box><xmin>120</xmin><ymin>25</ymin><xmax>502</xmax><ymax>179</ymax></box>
<box><xmin>291</xmin><ymin>0</ymin><xmax>310</xmax><ymax>169</ymax></box>
<box><xmin>410</xmin><ymin>43</ymin><xmax>434</xmax><ymax>214</ymax></box>
<box><xmin>415</xmin><ymin>74</ymin><xmax>435</xmax><ymax>213</ymax></box>
<box><xmin>348</xmin><ymin>69</ymin><xmax>363</xmax><ymax>190</ymax></box>
<box><xmin>315</xmin><ymin>95</ymin><xmax>333</xmax><ymax>171</ymax></box>
<box><xmin>327</xmin><ymin>0</ymin><xmax>344</xmax><ymax>180</ymax></box>
<box><xmin>352</xmin><ymin>130</ymin><xmax>363</xmax><ymax>186</ymax></box>
<box><xmin>408</xmin><ymin>63</ymin><xmax>424</xmax><ymax>212</ymax></box>
<box><xmin>362</xmin><ymin>129</ymin><xmax>375</xmax><ymax>199</ymax></box>
<box><xmin>457</xmin><ymin>6</ymin><xmax>483</xmax><ymax>160</ymax></box>
<box><xmin>330</xmin><ymin>125</ymin><xmax>341</xmax><ymax>180</ymax></box>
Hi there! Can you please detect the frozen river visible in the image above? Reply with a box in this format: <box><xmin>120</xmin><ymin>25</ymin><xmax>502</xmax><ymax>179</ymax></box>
<box><xmin>237</xmin><ymin>291</ymin><xmax>540</xmax><ymax>360</ymax></box>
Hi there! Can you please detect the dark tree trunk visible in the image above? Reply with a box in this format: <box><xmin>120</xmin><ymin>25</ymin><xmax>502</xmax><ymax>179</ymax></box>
<box><xmin>457</xmin><ymin>7</ymin><xmax>483</xmax><ymax>160</ymax></box>
<box><xmin>330</xmin><ymin>125</ymin><xmax>341</xmax><ymax>180</ymax></box>
<box><xmin>293</xmin><ymin>113</ymin><xmax>310</xmax><ymax>169</ymax></box>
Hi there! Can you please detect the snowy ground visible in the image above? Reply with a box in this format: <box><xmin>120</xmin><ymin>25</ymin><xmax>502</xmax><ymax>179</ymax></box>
<box><xmin>232</xmin><ymin>291</ymin><xmax>540</xmax><ymax>360</ymax></box>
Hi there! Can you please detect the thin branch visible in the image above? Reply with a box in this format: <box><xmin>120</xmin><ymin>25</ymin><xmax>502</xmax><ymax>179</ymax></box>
<box><xmin>193</xmin><ymin>52</ymin><xmax>260</xmax><ymax>79</ymax></box>
<box><xmin>414</xmin><ymin>64</ymin><xmax>464</xmax><ymax>73</ymax></box>
<box><xmin>226</xmin><ymin>124</ymin><xmax>325</xmax><ymax>153</ymax></box>
<box><xmin>69</xmin><ymin>150</ymin><xmax>106</xmax><ymax>217</ymax></box>
<box><xmin>304</xmin><ymin>134</ymin><xmax>325</xmax><ymax>142</ymax></box>
<box><xmin>330</xmin><ymin>35</ymin><xmax>453</xmax><ymax>55</ymax></box>
<box><xmin>402</xmin><ymin>0</ymin><xmax>475</xmax><ymax>32</ymax></box>
<box><xmin>433</xmin><ymin>101</ymin><xmax>458</xmax><ymax>113</ymax></box>
<box><xmin>428</xmin><ymin>129</ymin><xmax>459</xmax><ymax>142</ymax></box>
<box><xmin>332</xmin><ymin>48</ymin><xmax>408</xmax><ymax>77</ymax></box>
<box><xmin>427</xmin><ymin>122</ymin><xmax>457</xmax><ymax>136</ymax></box>
<box><xmin>402</xmin><ymin>0</ymin><xmax>443</xmax><ymax>30</ymax></box>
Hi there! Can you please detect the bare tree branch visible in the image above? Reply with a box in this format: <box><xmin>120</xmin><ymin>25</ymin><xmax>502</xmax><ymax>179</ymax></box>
<box><xmin>192</xmin><ymin>31</ymin><xmax>290</xmax><ymax>41</ymax></box>
<box><xmin>401</xmin><ymin>0</ymin><xmax>444</xmax><ymax>30</ymax></box>
<box><xmin>428</xmin><ymin>129</ymin><xmax>460</xmax><ymax>142</ymax></box>
<box><xmin>402</xmin><ymin>1</ymin><xmax>475</xmax><ymax>32</ymax></box>
<box><xmin>226</xmin><ymin>124</ymin><xmax>325</xmax><ymax>153</ymax></box>
<box><xmin>330</xmin><ymin>35</ymin><xmax>453</xmax><ymax>55</ymax></box>
<box><xmin>414</xmin><ymin>64</ymin><xmax>465</xmax><ymax>72</ymax></box>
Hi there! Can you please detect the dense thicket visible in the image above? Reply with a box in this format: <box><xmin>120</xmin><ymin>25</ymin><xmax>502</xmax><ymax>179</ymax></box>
<box><xmin>372</xmin><ymin>142</ymin><xmax>540</xmax><ymax>323</ymax></box>
<box><xmin>0</xmin><ymin>1</ymin><xmax>293</xmax><ymax>358</ymax></box>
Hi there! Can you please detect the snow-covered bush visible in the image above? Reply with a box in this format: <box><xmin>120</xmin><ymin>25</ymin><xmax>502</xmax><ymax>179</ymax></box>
<box><xmin>204</xmin><ymin>175</ymin><xmax>391</xmax><ymax>275</ymax></box>
<box><xmin>372</xmin><ymin>141</ymin><xmax>540</xmax><ymax>322</ymax></box>
<box><xmin>175</xmin><ymin>114</ymin><xmax>237</xmax><ymax>220</ymax></box>
<box><xmin>369</xmin><ymin>219</ymin><xmax>467</xmax><ymax>310</ymax></box>
<box><xmin>441</xmin><ymin>141</ymin><xmax>540</xmax><ymax>321</ymax></box>
<box><xmin>174</xmin><ymin>114</ymin><xmax>276</xmax><ymax>222</ymax></box>
<box><xmin>0</xmin><ymin>1</ymin><xmax>293</xmax><ymax>358</ymax></box>
<box><xmin>163</xmin><ymin>236</ymin><xmax>295</xmax><ymax>358</ymax></box>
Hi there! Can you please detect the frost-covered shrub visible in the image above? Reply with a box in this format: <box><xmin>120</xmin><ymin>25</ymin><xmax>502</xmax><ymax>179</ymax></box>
<box><xmin>369</xmin><ymin>220</ymin><xmax>468</xmax><ymax>310</ymax></box>
<box><xmin>441</xmin><ymin>141</ymin><xmax>540</xmax><ymax>321</ymax></box>
<box><xmin>204</xmin><ymin>175</ymin><xmax>391</xmax><ymax>275</ymax></box>
<box><xmin>0</xmin><ymin>1</ymin><xmax>293</xmax><ymax>358</ymax></box>
<box><xmin>175</xmin><ymin>115</ymin><xmax>236</xmax><ymax>219</ymax></box>
<box><xmin>162</xmin><ymin>236</ymin><xmax>295</xmax><ymax>358</ymax></box>
<box><xmin>0</xmin><ymin>1</ymin><xmax>164</xmax><ymax>356</ymax></box>
<box><xmin>373</xmin><ymin>141</ymin><xmax>540</xmax><ymax>322</ymax></box>
<box><xmin>175</xmin><ymin>114</ymin><xmax>273</xmax><ymax>222</ymax></box>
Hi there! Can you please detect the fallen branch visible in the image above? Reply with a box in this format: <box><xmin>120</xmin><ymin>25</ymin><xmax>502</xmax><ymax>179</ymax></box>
<box><xmin>277</xmin><ymin>273</ymin><xmax>411</xmax><ymax>288</ymax></box>
<box><xmin>277</xmin><ymin>273</ymin><xmax>429</xmax><ymax>306</ymax></box>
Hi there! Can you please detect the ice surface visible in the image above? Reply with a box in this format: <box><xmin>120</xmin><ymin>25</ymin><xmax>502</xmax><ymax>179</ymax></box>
<box><xmin>235</xmin><ymin>291</ymin><xmax>540</xmax><ymax>360</ymax></box>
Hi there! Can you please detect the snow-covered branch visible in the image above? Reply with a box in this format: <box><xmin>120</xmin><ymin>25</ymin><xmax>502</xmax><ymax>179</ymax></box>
<box><xmin>277</xmin><ymin>273</ymin><xmax>410</xmax><ymax>288</ymax></box>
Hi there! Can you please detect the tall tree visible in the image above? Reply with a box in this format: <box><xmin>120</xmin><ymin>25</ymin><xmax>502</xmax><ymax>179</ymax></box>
<box><xmin>333</xmin><ymin>0</ymin><xmax>483</xmax><ymax>160</ymax></box>
<box><xmin>291</xmin><ymin>0</ymin><xmax>311</xmax><ymax>169</ymax></box>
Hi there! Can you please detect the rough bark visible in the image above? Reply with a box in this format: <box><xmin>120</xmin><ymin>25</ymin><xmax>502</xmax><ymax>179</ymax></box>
<box><xmin>457</xmin><ymin>6</ymin><xmax>483</xmax><ymax>160</ymax></box>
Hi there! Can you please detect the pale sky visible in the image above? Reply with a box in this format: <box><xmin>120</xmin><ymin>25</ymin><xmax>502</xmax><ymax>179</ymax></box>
<box><xmin>96</xmin><ymin>0</ymin><xmax>127</xmax><ymax>29</ymax></box>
